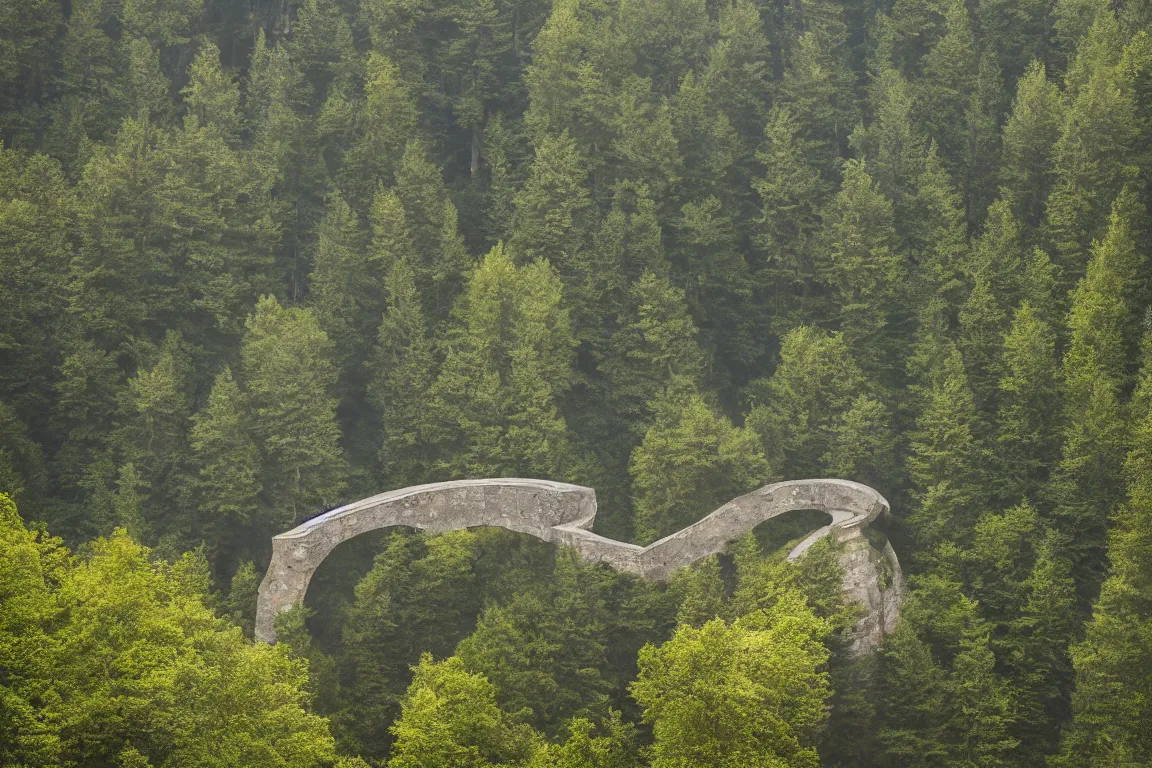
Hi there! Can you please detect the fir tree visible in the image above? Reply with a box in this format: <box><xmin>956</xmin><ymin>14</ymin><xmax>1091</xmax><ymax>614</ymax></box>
<box><xmin>240</xmin><ymin>296</ymin><xmax>346</xmax><ymax>525</ymax></box>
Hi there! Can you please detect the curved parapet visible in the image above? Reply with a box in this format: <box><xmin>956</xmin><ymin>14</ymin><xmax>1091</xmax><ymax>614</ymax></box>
<box><xmin>255</xmin><ymin>478</ymin><xmax>902</xmax><ymax>652</ymax></box>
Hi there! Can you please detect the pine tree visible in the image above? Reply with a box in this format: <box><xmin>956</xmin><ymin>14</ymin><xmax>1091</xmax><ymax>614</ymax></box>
<box><xmin>116</xmin><ymin>38</ymin><xmax>171</xmax><ymax>124</ymax></box>
<box><xmin>999</xmin><ymin>62</ymin><xmax>1064</xmax><ymax>237</ymax></box>
<box><xmin>308</xmin><ymin>191</ymin><xmax>377</xmax><ymax>383</ymax></box>
<box><xmin>630</xmin><ymin>387</ymin><xmax>769</xmax><ymax>542</ymax></box>
<box><xmin>510</xmin><ymin>131</ymin><xmax>594</xmax><ymax>278</ymax></box>
<box><xmin>388</xmin><ymin>654</ymin><xmax>539</xmax><ymax>768</ymax></box>
<box><xmin>456</xmin><ymin>553</ymin><xmax>612</xmax><ymax>735</ymax></box>
<box><xmin>427</xmin><ymin>245</ymin><xmax>579</xmax><ymax>479</ymax></box>
<box><xmin>368</xmin><ymin>258</ymin><xmax>436</xmax><ymax>487</ymax></box>
<box><xmin>989</xmin><ymin>301</ymin><xmax>1061</xmax><ymax>507</ymax></box>
<box><xmin>1056</xmin><ymin>334</ymin><xmax>1152</xmax><ymax>766</ymax></box>
<box><xmin>188</xmin><ymin>367</ymin><xmax>263</xmax><ymax>572</ymax></box>
<box><xmin>957</xmin><ymin>275</ymin><xmax>1007</xmax><ymax>414</ymax></box>
<box><xmin>943</xmin><ymin>627</ymin><xmax>1021</xmax><ymax>766</ymax></box>
<box><xmin>393</xmin><ymin>141</ymin><xmax>471</xmax><ymax>320</ymax></box>
<box><xmin>671</xmin><ymin>196</ymin><xmax>759</xmax><ymax>380</ymax></box>
<box><xmin>1046</xmin><ymin>192</ymin><xmax>1141</xmax><ymax>586</ymax></box>
<box><xmin>744</xmin><ymin>325</ymin><xmax>870</xmax><ymax>478</ymax></box>
<box><xmin>0</xmin><ymin>149</ymin><xmax>75</xmax><ymax>423</ymax></box>
<box><xmin>878</xmin><ymin>622</ymin><xmax>950</xmax><ymax>768</ymax></box>
<box><xmin>342</xmin><ymin>531</ymin><xmax>479</xmax><ymax>758</ymax></box>
<box><xmin>918</xmin><ymin>0</ymin><xmax>978</xmax><ymax>173</ymax></box>
<box><xmin>903</xmin><ymin>143</ymin><xmax>969</xmax><ymax>314</ymax></box>
<box><xmin>114</xmin><ymin>334</ymin><xmax>194</xmax><ymax>541</ymax></box>
<box><xmin>181</xmin><ymin>42</ymin><xmax>241</xmax><ymax>142</ymax></box>
<box><xmin>600</xmin><ymin>272</ymin><xmax>706</xmax><ymax>440</ymax></box>
<box><xmin>814</xmin><ymin>159</ymin><xmax>905</xmax><ymax>387</ymax></box>
<box><xmin>240</xmin><ymin>296</ymin><xmax>346</xmax><ymax>525</ymax></box>
<box><xmin>340</xmin><ymin>54</ymin><xmax>419</xmax><ymax>212</ymax></box>
<box><xmin>752</xmin><ymin>106</ymin><xmax>832</xmax><ymax>328</ymax></box>
<box><xmin>1044</xmin><ymin>14</ymin><xmax>1139</xmax><ymax>287</ymax></box>
<box><xmin>906</xmin><ymin>345</ymin><xmax>985</xmax><ymax>549</ymax></box>
<box><xmin>779</xmin><ymin>30</ymin><xmax>860</xmax><ymax>176</ymax></box>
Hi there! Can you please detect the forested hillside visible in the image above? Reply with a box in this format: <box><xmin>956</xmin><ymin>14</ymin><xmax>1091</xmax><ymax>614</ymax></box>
<box><xmin>2</xmin><ymin>0</ymin><xmax>1152</xmax><ymax>764</ymax></box>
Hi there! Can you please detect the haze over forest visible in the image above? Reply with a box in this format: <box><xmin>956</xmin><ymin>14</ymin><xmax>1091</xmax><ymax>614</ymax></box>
<box><xmin>2</xmin><ymin>0</ymin><xmax>1152</xmax><ymax>764</ymax></box>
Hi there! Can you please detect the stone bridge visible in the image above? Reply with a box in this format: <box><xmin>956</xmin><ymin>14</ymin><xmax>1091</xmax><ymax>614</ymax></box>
<box><xmin>255</xmin><ymin>478</ymin><xmax>904</xmax><ymax>655</ymax></box>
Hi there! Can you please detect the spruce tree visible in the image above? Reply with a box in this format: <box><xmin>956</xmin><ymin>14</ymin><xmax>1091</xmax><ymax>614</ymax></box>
<box><xmin>906</xmin><ymin>345</ymin><xmax>985</xmax><ymax>549</ymax></box>
<box><xmin>999</xmin><ymin>61</ymin><xmax>1064</xmax><ymax>237</ymax></box>
<box><xmin>240</xmin><ymin>296</ymin><xmax>346</xmax><ymax>525</ymax></box>
<box><xmin>188</xmin><ymin>367</ymin><xmax>263</xmax><ymax>573</ymax></box>
<box><xmin>368</xmin><ymin>258</ymin><xmax>435</xmax><ymax>487</ymax></box>
<box><xmin>744</xmin><ymin>325</ymin><xmax>870</xmax><ymax>478</ymax></box>
<box><xmin>814</xmin><ymin>159</ymin><xmax>905</xmax><ymax>388</ymax></box>
<box><xmin>308</xmin><ymin>191</ymin><xmax>377</xmax><ymax>383</ymax></box>
<box><xmin>1046</xmin><ymin>192</ymin><xmax>1141</xmax><ymax>586</ymax></box>
<box><xmin>1056</xmin><ymin>334</ymin><xmax>1152</xmax><ymax>765</ymax></box>
<box><xmin>630</xmin><ymin>387</ymin><xmax>769</xmax><ymax>542</ymax></box>
<box><xmin>993</xmin><ymin>302</ymin><xmax>1062</xmax><ymax>505</ymax></box>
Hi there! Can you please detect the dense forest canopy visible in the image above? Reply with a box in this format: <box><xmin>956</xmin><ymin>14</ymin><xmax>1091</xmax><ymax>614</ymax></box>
<box><xmin>3</xmin><ymin>0</ymin><xmax>1152</xmax><ymax>764</ymax></box>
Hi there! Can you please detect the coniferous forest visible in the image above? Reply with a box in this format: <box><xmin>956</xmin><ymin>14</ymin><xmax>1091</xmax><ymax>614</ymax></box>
<box><xmin>3</xmin><ymin>0</ymin><xmax>1152</xmax><ymax>764</ymax></box>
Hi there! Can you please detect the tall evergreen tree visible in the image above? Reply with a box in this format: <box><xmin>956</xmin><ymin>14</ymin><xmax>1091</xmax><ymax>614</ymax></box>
<box><xmin>1056</xmin><ymin>334</ymin><xmax>1152</xmax><ymax>766</ymax></box>
<box><xmin>240</xmin><ymin>296</ymin><xmax>346</xmax><ymax>525</ymax></box>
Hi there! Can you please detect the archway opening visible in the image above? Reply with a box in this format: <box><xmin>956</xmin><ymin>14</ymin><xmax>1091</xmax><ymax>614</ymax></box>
<box><xmin>751</xmin><ymin>507</ymin><xmax>834</xmax><ymax>555</ymax></box>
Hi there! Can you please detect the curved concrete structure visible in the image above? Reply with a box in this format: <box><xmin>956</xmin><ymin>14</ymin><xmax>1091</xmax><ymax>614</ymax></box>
<box><xmin>255</xmin><ymin>478</ymin><xmax>904</xmax><ymax>654</ymax></box>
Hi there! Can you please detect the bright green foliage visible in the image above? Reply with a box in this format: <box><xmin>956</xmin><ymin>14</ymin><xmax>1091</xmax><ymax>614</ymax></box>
<box><xmin>341</xmin><ymin>531</ymin><xmax>479</xmax><ymax>758</ymax></box>
<box><xmin>240</xmin><ymin>296</ymin><xmax>346</xmax><ymax>524</ymax></box>
<box><xmin>630</xmin><ymin>388</ymin><xmax>770</xmax><ymax>542</ymax></box>
<box><xmin>388</xmin><ymin>654</ymin><xmax>539</xmax><ymax>768</ymax></box>
<box><xmin>527</xmin><ymin>713</ymin><xmax>643</xmax><ymax>768</ymax></box>
<box><xmin>1056</xmin><ymin>337</ymin><xmax>1152</xmax><ymax>765</ymax></box>
<box><xmin>1047</xmin><ymin>192</ymin><xmax>1141</xmax><ymax>585</ymax></box>
<box><xmin>457</xmin><ymin>553</ymin><xmax>613</xmax><ymax>734</ymax></box>
<box><xmin>631</xmin><ymin>593</ymin><xmax>832</xmax><ymax>768</ymax></box>
<box><xmin>0</xmin><ymin>494</ymin><xmax>340</xmax><ymax>767</ymax></box>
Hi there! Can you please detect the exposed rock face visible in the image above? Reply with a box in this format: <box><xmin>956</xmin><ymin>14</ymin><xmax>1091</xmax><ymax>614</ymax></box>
<box><xmin>255</xmin><ymin>478</ymin><xmax>904</xmax><ymax>655</ymax></box>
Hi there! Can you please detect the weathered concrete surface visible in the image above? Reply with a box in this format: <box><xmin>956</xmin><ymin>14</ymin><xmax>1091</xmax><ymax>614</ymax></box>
<box><xmin>255</xmin><ymin>478</ymin><xmax>904</xmax><ymax>654</ymax></box>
